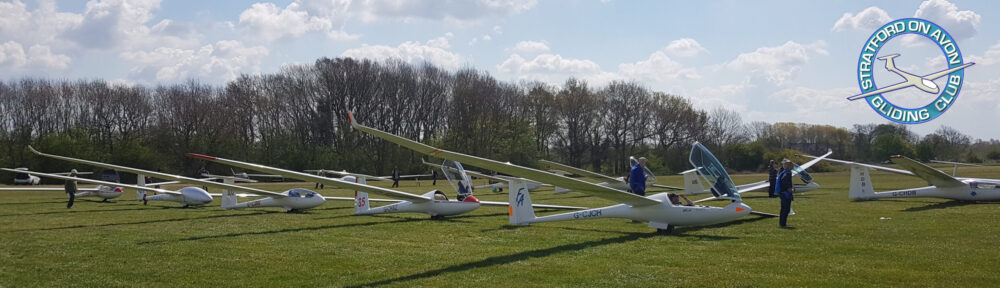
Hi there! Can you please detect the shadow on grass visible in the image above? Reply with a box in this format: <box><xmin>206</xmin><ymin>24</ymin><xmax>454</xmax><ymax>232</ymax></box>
<box><xmin>345</xmin><ymin>232</ymin><xmax>659</xmax><ymax>288</ymax></box>
<box><xmin>673</xmin><ymin>216</ymin><xmax>771</xmax><ymax>235</ymax></box>
<box><xmin>0</xmin><ymin>211</ymin><xmax>273</xmax><ymax>233</ymax></box>
<box><xmin>139</xmin><ymin>217</ymin><xmax>421</xmax><ymax>245</ymax></box>
<box><xmin>0</xmin><ymin>200</ymin><xmax>73</xmax><ymax>206</ymax></box>
<box><xmin>902</xmin><ymin>200</ymin><xmax>974</xmax><ymax>212</ymax></box>
<box><xmin>0</xmin><ymin>207</ymin><xmax>155</xmax><ymax>217</ymax></box>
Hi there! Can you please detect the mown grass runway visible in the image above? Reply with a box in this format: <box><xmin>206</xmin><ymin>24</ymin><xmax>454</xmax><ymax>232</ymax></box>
<box><xmin>1</xmin><ymin>166</ymin><xmax>998</xmax><ymax>287</ymax></box>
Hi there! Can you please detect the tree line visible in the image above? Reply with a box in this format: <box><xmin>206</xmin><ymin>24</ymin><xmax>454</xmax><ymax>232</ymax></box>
<box><xmin>1</xmin><ymin>57</ymin><xmax>998</xmax><ymax>183</ymax></box>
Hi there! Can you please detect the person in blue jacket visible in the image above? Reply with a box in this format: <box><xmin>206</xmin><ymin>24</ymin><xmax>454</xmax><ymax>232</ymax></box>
<box><xmin>629</xmin><ymin>157</ymin><xmax>648</xmax><ymax>196</ymax></box>
<box><xmin>777</xmin><ymin>159</ymin><xmax>796</xmax><ymax>228</ymax></box>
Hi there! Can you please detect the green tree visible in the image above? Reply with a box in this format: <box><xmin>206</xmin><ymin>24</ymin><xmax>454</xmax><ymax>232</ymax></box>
<box><xmin>871</xmin><ymin>134</ymin><xmax>916</xmax><ymax>162</ymax></box>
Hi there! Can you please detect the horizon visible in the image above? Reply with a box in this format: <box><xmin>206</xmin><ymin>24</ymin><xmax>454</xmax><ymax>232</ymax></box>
<box><xmin>1</xmin><ymin>0</ymin><xmax>997</xmax><ymax>139</ymax></box>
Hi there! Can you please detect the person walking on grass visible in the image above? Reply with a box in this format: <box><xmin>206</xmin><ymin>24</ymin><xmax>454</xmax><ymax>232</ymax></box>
<box><xmin>65</xmin><ymin>169</ymin><xmax>78</xmax><ymax>209</ymax></box>
<box><xmin>777</xmin><ymin>159</ymin><xmax>796</xmax><ymax>228</ymax></box>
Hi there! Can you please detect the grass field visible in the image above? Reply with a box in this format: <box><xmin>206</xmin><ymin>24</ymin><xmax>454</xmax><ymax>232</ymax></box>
<box><xmin>1</xmin><ymin>165</ymin><xmax>998</xmax><ymax>287</ymax></box>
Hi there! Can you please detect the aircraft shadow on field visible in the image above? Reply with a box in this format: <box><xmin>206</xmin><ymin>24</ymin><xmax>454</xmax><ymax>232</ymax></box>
<box><xmin>0</xmin><ymin>200</ymin><xmax>75</xmax><ymax>206</ymax></box>
<box><xmin>0</xmin><ymin>207</ymin><xmax>154</xmax><ymax>217</ymax></box>
<box><xmin>0</xmin><ymin>211</ymin><xmax>274</xmax><ymax>233</ymax></box>
<box><xmin>673</xmin><ymin>216</ymin><xmax>771</xmax><ymax>236</ymax></box>
<box><xmin>138</xmin><ymin>217</ymin><xmax>422</xmax><ymax>245</ymax></box>
<box><xmin>344</xmin><ymin>232</ymin><xmax>661</xmax><ymax>288</ymax></box>
<box><xmin>901</xmin><ymin>200</ymin><xmax>976</xmax><ymax>212</ymax></box>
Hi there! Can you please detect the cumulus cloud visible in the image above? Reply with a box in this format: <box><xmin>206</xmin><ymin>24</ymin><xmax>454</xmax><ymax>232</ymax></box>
<box><xmin>618</xmin><ymin>50</ymin><xmax>700</xmax><ymax>82</ymax></box>
<box><xmin>342</xmin><ymin>35</ymin><xmax>462</xmax><ymax>70</ymax></box>
<box><xmin>238</xmin><ymin>1</ymin><xmax>358</xmax><ymax>43</ymax></box>
<box><xmin>0</xmin><ymin>41</ymin><xmax>71</xmax><ymax>70</ymax></box>
<box><xmin>498</xmin><ymin>53</ymin><xmax>601</xmax><ymax>75</ymax></box>
<box><xmin>913</xmin><ymin>0</ymin><xmax>980</xmax><ymax>39</ymax></box>
<box><xmin>831</xmin><ymin>6</ymin><xmax>892</xmax><ymax>31</ymax></box>
<box><xmin>355</xmin><ymin>0</ymin><xmax>537</xmax><ymax>24</ymax></box>
<box><xmin>665</xmin><ymin>38</ymin><xmax>707</xmax><ymax>58</ymax></box>
<box><xmin>726</xmin><ymin>41</ymin><xmax>828</xmax><ymax>86</ymax></box>
<box><xmin>120</xmin><ymin>40</ymin><xmax>268</xmax><ymax>83</ymax></box>
<box><xmin>511</xmin><ymin>41</ymin><xmax>549</xmax><ymax>54</ymax></box>
<box><xmin>966</xmin><ymin>41</ymin><xmax>1000</xmax><ymax>66</ymax></box>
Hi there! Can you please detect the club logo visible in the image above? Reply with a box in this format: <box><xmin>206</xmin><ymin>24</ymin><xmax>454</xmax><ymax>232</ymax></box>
<box><xmin>850</xmin><ymin>18</ymin><xmax>974</xmax><ymax>124</ymax></box>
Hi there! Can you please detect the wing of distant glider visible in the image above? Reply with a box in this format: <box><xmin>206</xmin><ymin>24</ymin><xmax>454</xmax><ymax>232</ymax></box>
<box><xmin>348</xmin><ymin>111</ymin><xmax>661</xmax><ymax>207</ymax></box>
<box><xmin>321</xmin><ymin>196</ymin><xmax>404</xmax><ymax>203</ymax></box>
<box><xmin>538</xmin><ymin>159</ymin><xmax>621</xmax><ymax>183</ymax></box>
<box><xmin>890</xmin><ymin>156</ymin><xmax>966</xmax><ymax>188</ymax></box>
<box><xmin>0</xmin><ymin>168</ymin><xmax>181</xmax><ymax>195</ymax></box>
<box><xmin>186</xmin><ymin>153</ymin><xmax>431</xmax><ymax>202</ymax></box>
<box><xmin>0</xmin><ymin>187</ymin><xmax>101</xmax><ymax>192</ymax></box>
<box><xmin>478</xmin><ymin>200</ymin><xmax>584</xmax><ymax>210</ymax></box>
<box><xmin>797</xmin><ymin>154</ymin><xmax>914</xmax><ymax>176</ymax></box>
<box><xmin>27</xmin><ymin>146</ymin><xmax>287</xmax><ymax>198</ymax></box>
<box><xmin>305</xmin><ymin>170</ymin><xmax>391</xmax><ymax>181</ymax></box>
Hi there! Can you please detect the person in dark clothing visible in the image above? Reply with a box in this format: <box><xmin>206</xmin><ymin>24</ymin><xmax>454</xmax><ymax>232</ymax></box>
<box><xmin>628</xmin><ymin>157</ymin><xmax>648</xmax><ymax>196</ymax></box>
<box><xmin>314</xmin><ymin>170</ymin><xmax>325</xmax><ymax>189</ymax></box>
<box><xmin>767</xmin><ymin>160</ymin><xmax>778</xmax><ymax>198</ymax></box>
<box><xmin>391</xmin><ymin>168</ymin><xmax>400</xmax><ymax>188</ymax></box>
<box><xmin>65</xmin><ymin>169</ymin><xmax>78</xmax><ymax>208</ymax></box>
<box><xmin>777</xmin><ymin>160</ymin><xmax>795</xmax><ymax>228</ymax></box>
<box><xmin>432</xmin><ymin>170</ymin><xmax>438</xmax><ymax>186</ymax></box>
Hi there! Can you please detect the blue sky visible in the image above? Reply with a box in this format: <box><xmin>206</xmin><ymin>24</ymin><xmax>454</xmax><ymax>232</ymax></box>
<box><xmin>1</xmin><ymin>0</ymin><xmax>998</xmax><ymax>139</ymax></box>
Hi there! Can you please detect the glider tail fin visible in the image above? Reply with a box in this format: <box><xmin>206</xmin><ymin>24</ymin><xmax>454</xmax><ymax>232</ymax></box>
<box><xmin>221</xmin><ymin>177</ymin><xmax>238</xmax><ymax>209</ymax></box>
<box><xmin>681</xmin><ymin>169</ymin><xmax>708</xmax><ymax>195</ymax></box>
<box><xmin>354</xmin><ymin>176</ymin><xmax>370</xmax><ymax>214</ymax></box>
<box><xmin>508</xmin><ymin>179</ymin><xmax>536</xmax><ymax>225</ymax></box>
<box><xmin>849</xmin><ymin>164</ymin><xmax>876</xmax><ymax>201</ymax></box>
<box><xmin>136</xmin><ymin>174</ymin><xmax>146</xmax><ymax>201</ymax></box>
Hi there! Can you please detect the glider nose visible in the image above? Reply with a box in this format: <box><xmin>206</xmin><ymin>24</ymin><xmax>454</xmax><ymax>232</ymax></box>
<box><xmin>463</xmin><ymin>195</ymin><xmax>480</xmax><ymax>203</ymax></box>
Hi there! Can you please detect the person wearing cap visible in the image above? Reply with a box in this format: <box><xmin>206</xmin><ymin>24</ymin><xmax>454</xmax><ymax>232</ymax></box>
<box><xmin>776</xmin><ymin>159</ymin><xmax>796</xmax><ymax>228</ymax></box>
<box><xmin>628</xmin><ymin>157</ymin><xmax>648</xmax><ymax>196</ymax></box>
<box><xmin>65</xmin><ymin>169</ymin><xmax>79</xmax><ymax>208</ymax></box>
<box><xmin>767</xmin><ymin>160</ymin><xmax>778</xmax><ymax>198</ymax></box>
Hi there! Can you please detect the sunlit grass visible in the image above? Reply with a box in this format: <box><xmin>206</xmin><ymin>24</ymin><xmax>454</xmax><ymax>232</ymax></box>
<box><xmin>0</xmin><ymin>165</ymin><xmax>998</xmax><ymax>287</ymax></box>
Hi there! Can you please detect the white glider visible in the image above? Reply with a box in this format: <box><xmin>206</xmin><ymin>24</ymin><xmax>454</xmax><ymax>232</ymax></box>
<box><xmin>801</xmin><ymin>154</ymin><xmax>1000</xmax><ymax>201</ymax></box>
<box><xmin>349</xmin><ymin>111</ymin><xmax>775</xmax><ymax>233</ymax></box>
<box><xmin>186</xmin><ymin>154</ymin><xmax>582</xmax><ymax>219</ymax></box>
<box><xmin>27</xmin><ymin>146</ymin><xmax>325</xmax><ymax>211</ymax></box>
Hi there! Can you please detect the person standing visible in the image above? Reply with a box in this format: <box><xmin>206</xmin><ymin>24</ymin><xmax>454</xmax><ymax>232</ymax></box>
<box><xmin>431</xmin><ymin>170</ymin><xmax>438</xmax><ymax>186</ymax></box>
<box><xmin>65</xmin><ymin>169</ymin><xmax>78</xmax><ymax>209</ymax></box>
<box><xmin>767</xmin><ymin>160</ymin><xmax>778</xmax><ymax>198</ymax></box>
<box><xmin>314</xmin><ymin>170</ymin><xmax>324</xmax><ymax>189</ymax></box>
<box><xmin>391</xmin><ymin>168</ymin><xmax>400</xmax><ymax>188</ymax></box>
<box><xmin>628</xmin><ymin>157</ymin><xmax>648</xmax><ymax>196</ymax></box>
<box><xmin>777</xmin><ymin>159</ymin><xmax>795</xmax><ymax>228</ymax></box>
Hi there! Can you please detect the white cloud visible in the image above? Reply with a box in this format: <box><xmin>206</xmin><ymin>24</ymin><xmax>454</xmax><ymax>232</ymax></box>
<box><xmin>913</xmin><ymin>0</ymin><xmax>980</xmax><ymax>39</ymax></box>
<box><xmin>967</xmin><ymin>41</ymin><xmax>1000</xmax><ymax>66</ymax></box>
<box><xmin>238</xmin><ymin>1</ymin><xmax>357</xmax><ymax>43</ymax></box>
<box><xmin>119</xmin><ymin>40</ymin><xmax>268</xmax><ymax>83</ymax></box>
<box><xmin>726</xmin><ymin>41</ymin><xmax>827</xmax><ymax>86</ymax></box>
<box><xmin>0</xmin><ymin>41</ymin><xmax>71</xmax><ymax>70</ymax></box>
<box><xmin>618</xmin><ymin>50</ymin><xmax>700</xmax><ymax>82</ymax></box>
<box><xmin>511</xmin><ymin>41</ymin><xmax>549</xmax><ymax>54</ymax></box>
<box><xmin>0</xmin><ymin>41</ymin><xmax>28</xmax><ymax>67</ymax></box>
<box><xmin>498</xmin><ymin>53</ymin><xmax>600</xmax><ymax>75</ymax></box>
<box><xmin>665</xmin><ymin>38</ymin><xmax>707</xmax><ymax>58</ymax></box>
<box><xmin>342</xmin><ymin>36</ymin><xmax>462</xmax><ymax>70</ymax></box>
<box><xmin>831</xmin><ymin>6</ymin><xmax>891</xmax><ymax>31</ymax></box>
<box><xmin>355</xmin><ymin>0</ymin><xmax>537</xmax><ymax>24</ymax></box>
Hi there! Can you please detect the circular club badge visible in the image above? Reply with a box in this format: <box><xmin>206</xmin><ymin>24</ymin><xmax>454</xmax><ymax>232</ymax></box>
<box><xmin>849</xmin><ymin>18</ymin><xmax>975</xmax><ymax>124</ymax></box>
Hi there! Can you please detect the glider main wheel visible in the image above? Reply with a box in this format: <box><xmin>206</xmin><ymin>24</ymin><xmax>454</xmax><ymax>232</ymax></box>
<box><xmin>656</xmin><ymin>225</ymin><xmax>674</xmax><ymax>235</ymax></box>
